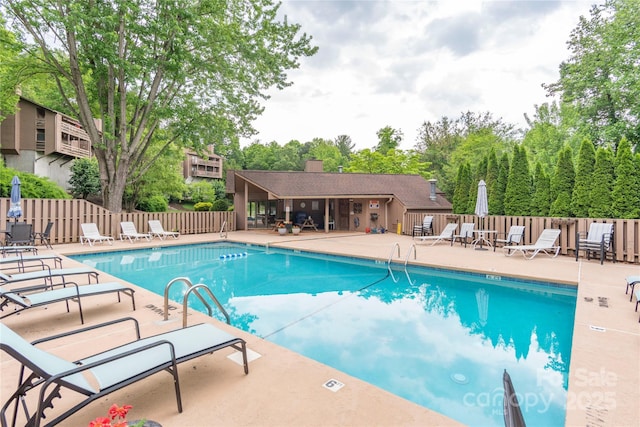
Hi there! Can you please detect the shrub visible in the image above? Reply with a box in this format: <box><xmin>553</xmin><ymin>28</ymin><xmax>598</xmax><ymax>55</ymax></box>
<box><xmin>194</xmin><ymin>202</ymin><xmax>213</xmax><ymax>211</ymax></box>
<box><xmin>212</xmin><ymin>199</ymin><xmax>230</xmax><ymax>211</ymax></box>
<box><xmin>136</xmin><ymin>195</ymin><xmax>168</xmax><ymax>212</ymax></box>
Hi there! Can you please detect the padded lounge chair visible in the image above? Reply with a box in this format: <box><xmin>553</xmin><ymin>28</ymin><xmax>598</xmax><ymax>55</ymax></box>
<box><xmin>80</xmin><ymin>223</ymin><xmax>114</xmax><ymax>246</ymax></box>
<box><xmin>0</xmin><ymin>267</ymin><xmax>99</xmax><ymax>288</ymax></box>
<box><xmin>148</xmin><ymin>220</ymin><xmax>179</xmax><ymax>240</ymax></box>
<box><xmin>451</xmin><ymin>223</ymin><xmax>475</xmax><ymax>247</ymax></box>
<box><xmin>0</xmin><ymin>281</ymin><xmax>135</xmax><ymax>324</ymax></box>
<box><xmin>414</xmin><ymin>223</ymin><xmax>458</xmax><ymax>246</ymax></box>
<box><xmin>0</xmin><ymin>245</ymin><xmax>38</xmax><ymax>256</ymax></box>
<box><xmin>412</xmin><ymin>216</ymin><xmax>434</xmax><ymax>237</ymax></box>
<box><xmin>0</xmin><ymin>317</ymin><xmax>248</xmax><ymax>427</ymax></box>
<box><xmin>119</xmin><ymin>221</ymin><xmax>151</xmax><ymax>243</ymax></box>
<box><xmin>503</xmin><ymin>229</ymin><xmax>561</xmax><ymax>259</ymax></box>
<box><xmin>493</xmin><ymin>225</ymin><xmax>525</xmax><ymax>252</ymax></box>
<box><xmin>626</xmin><ymin>276</ymin><xmax>640</xmax><ymax>302</ymax></box>
<box><xmin>0</xmin><ymin>254</ymin><xmax>63</xmax><ymax>273</ymax></box>
<box><xmin>575</xmin><ymin>222</ymin><xmax>615</xmax><ymax>265</ymax></box>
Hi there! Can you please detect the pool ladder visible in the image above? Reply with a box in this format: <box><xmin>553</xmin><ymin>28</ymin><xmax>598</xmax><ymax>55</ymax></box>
<box><xmin>386</xmin><ymin>242</ymin><xmax>416</xmax><ymax>284</ymax></box>
<box><xmin>220</xmin><ymin>220</ymin><xmax>228</xmax><ymax>238</ymax></box>
<box><xmin>163</xmin><ymin>277</ymin><xmax>230</xmax><ymax>327</ymax></box>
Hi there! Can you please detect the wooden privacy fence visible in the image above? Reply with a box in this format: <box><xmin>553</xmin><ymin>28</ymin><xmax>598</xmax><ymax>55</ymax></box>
<box><xmin>0</xmin><ymin>198</ymin><xmax>234</xmax><ymax>245</ymax></box>
<box><xmin>404</xmin><ymin>212</ymin><xmax>640</xmax><ymax>264</ymax></box>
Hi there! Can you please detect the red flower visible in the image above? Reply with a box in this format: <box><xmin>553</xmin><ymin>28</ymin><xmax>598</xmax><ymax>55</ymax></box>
<box><xmin>88</xmin><ymin>417</ymin><xmax>113</xmax><ymax>427</ymax></box>
<box><xmin>108</xmin><ymin>404</ymin><xmax>133</xmax><ymax>420</ymax></box>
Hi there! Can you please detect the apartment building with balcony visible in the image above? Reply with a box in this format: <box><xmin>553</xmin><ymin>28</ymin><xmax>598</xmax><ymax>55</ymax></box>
<box><xmin>183</xmin><ymin>146</ymin><xmax>223</xmax><ymax>182</ymax></box>
<box><xmin>1</xmin><ymin>97</ymin><xmax>95</xmax><ymax>190</ymax></box>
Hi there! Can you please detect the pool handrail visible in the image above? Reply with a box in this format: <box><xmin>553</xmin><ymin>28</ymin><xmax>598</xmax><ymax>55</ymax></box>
<box><xmin>220</xmin><ymin>221</ymin><xmax>228</xmax><ymax>238</ymax></box>
<box><xmin>387</xmin><ymin>243</ymin><xmax>401</xmax><ymax>283</ymax></box>
<box><xmin>404</xmin><ymin>244</ymin><xmax>417</xmax><ymax>285</ymax></box>
<box><xmin>163</xmin><ymin>277</ymin><xmax>230</xmax><ymax>327</ymax></box>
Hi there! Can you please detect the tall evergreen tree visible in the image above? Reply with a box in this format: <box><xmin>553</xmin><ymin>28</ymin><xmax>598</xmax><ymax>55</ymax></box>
<box><xmin>550</xmin><ymin>146</ymin><xmax>575</xmax><ymax>216</ymax></box>
<box><xmin>452</xmin><ymin>162</ymin><xmax>472</xmax><ymax>214</ymax></box>
<box><xmin>612</xmin><ymin>138</ymin><xmax>640</xmax><ymax>218</ymax></box>
<box><xmin>485</xmin><ymin>150</ymin><xmax>499</xmax><ymax>214</ymax></box>
<box><xmin>531</xmin><ymin>163</ymin><xmax>551</xmax><ymax>216</ymax></box>
<box><xmin>589</xmin><ymin>147</ymin><xmax>615</xmax><ymax>218</ymax></box>
<box><xmin>504</xmin><ymin>145</ymin><xmax>532</xmax><ymax>216</ymax></box>
<box><xmin>489</xmin><ymin>152</ymin><xmax>510</xmax><ymax>215</ymax></box>
<box><xmin>571</xmin><ymin>139</ymin><xmax>596</xmax><ymax>217</ymax></box>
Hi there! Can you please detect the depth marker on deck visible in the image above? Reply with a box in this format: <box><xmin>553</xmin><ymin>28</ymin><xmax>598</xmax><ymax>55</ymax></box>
<box><xmin>323</xmin><ymin>379</ymin><xmax>345</xmax><ymax>392</ymax></box>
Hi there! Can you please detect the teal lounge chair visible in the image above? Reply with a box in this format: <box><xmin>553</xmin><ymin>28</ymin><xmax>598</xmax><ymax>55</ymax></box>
<box><xmin>0</xmin><ymin>254</ymin><xmax>63</xmax><ymax>273</ymax></box>
<box><xmin>0</xmin><ymin>281</ymin><xmax>135</xmax><ymax>324</ymax></box>
<box><xmin>626</xmin><ymin>276</ymin><xmax>640</xmax><ymax>302</ymax></box>
<box><xmin>0</xmin><ymin>267</ymin><xmax>99</xmax><ymax>289</ymax></box>
<box><xmin>0</xmin><ymin>318</ymin><xmax>248</xmax><ymax>427</ymax></box>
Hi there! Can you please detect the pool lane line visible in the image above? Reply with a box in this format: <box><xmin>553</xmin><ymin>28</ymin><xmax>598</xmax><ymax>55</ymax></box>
<box><xmin>261</xmin><ymin>271</ymin><xmax>392</xmax><ymax>339</ymax></box>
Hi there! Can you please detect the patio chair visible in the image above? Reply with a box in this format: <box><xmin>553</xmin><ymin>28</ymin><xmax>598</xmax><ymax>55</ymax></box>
<box><xmin>494</xmin><ymin>225</ymin><xmax>526</xmax><ymax>252</ymax></box>
<box><xmin>4</xmin><ymin>223</ymin><xmax>34</xmax><ymax>246</ymax></box>
<box><xmin>0</xmin><ymin>267</ymin><xmax>99</xmax><ymax>289</ymax></box>
<box><xmin>626</xmin><ymin>276</ymin><xmax>640</xmax><ymax>302</ymax></box>
<box><xmin>80</xmin><ymin>223</ymin><xmax>114</xmax><ymax>246</ymax></box>
<box><xmin>575</xmin><ymin>223</ymin><xmax>615</xmax><ymax>265</ymax></box>
<box><xmin>34</xmin><ymin>221</ymin><xmax>54</xmax><ymax>249</ymax></box>
<box><xmin>0</xmin><ymin>254</ymin><xmax>63</xmax><ymax>273</ymax></box>
<box><xmin>0</xmin><ymin>317</ymin><xmax>248</xmax><ymax>427</ymax></box>
<box><xmin>412</xmin><ymin>216</ymin><xmax>434</xmax><ymax>237</ymax></box>
<box><xmin>414</xmin><ymin>223</ymin><xmax>458</xmax><ymax>246</ymax></box>
<box><xmin>0</xmin><ymin>281</ymin><xmax>135</xmax><ymax>324</ymax></box>
<box><xmin>451</xmin><ymin>223</ymin><xmax>475</xmax><ymax>247</ymax></box>
<box><xmin>148</xmin><ymin>220</ymin><xmax>180</xmax><ymax>240</ymax></box>
<box><xmin>503</xmin><ymin>229</ymin><xmax>561</xmax><ymax>260</ymax></box>
<box><xmin>119</xmin><ymin>221</ymin><xmax>152</xmax><ymax>243</ymax></box>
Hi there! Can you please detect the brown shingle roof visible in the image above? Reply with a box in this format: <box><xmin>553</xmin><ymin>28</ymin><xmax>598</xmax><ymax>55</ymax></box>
<box><xmin>231</xmin><ymin>170</ymin><xmax>451</xmax><ymax>210</ymax></box>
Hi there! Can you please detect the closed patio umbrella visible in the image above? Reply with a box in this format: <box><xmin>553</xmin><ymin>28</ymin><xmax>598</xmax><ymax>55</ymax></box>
<box><xmin>7</xmin><ymin>176</ymin><xmax>22</xmax><ymax>222</ymax></box>
<box><xmin>474</xmin><ymin>179</ymin><xmax>489</xmax><ymax>250</ymax></box>
<box><xmin>503</xmin><ymin>369</ymin><xmax>526</xmax><ymax>427</ymax></box>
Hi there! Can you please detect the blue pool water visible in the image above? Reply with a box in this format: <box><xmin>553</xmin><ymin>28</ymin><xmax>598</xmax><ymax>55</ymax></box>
<box><xmin>71</xmin><ymin>242</ymin><xmax>576</xmax><ymax>427</ymax></box>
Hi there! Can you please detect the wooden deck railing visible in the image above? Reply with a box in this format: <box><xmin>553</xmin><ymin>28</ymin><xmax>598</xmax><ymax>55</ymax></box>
<box><xmin>1</xmin><ymin>198</ymin><xmax>234</xmax><ymax>245</ymax></box>
<box><xmin>403</xmin><ymin>213</ymin><xmax>639</xmax><ymax>264</ymax></box>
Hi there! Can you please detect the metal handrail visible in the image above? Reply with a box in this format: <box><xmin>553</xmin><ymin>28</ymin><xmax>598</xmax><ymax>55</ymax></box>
<box><xmin>387</xmin><ymin>242</ymin><xmax>401</xmax><ymax>283</ymax></box>
<box><xmin>220</xmin><ymin>220</ymin><xmax>228</xmax><ymax>238</ymax></box>
<box><xmin>163</xmin><ymin>277</ymin><xmax>230</xmax><ymax>327</ymax></box>
<box><xmin>404</xmin><ymin>243</ymin><xmax>417</xmax><ymax>285</ymax></box>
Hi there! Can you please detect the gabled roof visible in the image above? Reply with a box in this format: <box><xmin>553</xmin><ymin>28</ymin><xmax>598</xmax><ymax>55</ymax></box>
<box><xmin>229</xmin><ymin>170</ymin><xmax>452</xmax><ymax>210</ymax></box>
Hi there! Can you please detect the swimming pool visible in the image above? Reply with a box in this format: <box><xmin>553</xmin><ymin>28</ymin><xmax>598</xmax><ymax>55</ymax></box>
<box><xmin>71</xmin><ymin>242</ymin><xmax>576</xmax><ymax>427</ymax></box>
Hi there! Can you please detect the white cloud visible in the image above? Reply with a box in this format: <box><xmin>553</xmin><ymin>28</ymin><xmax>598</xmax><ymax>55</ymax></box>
<box><xmin>242</xmin><ymin>1</ymin><xmax>599</xmax><ymax>151</ymax></box>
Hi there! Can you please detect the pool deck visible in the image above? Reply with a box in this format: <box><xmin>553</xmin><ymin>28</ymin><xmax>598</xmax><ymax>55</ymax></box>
<box><xmin>1</xmin><ymin>230</ymin><xmax>638</xmax><ymax>426</ymax></box>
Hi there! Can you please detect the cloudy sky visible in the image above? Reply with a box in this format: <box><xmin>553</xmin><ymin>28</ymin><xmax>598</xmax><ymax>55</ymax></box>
<box><xmin>242</xmin><ymin>0</ymin><xmax>598</xmax><ymax>150</ymax></box>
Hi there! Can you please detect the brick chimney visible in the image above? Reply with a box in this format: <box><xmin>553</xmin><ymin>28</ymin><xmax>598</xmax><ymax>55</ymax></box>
<box><xmin>305</xmin><ymin>159</ymin><xmax>323</xmax><ymax>172</ymax></box>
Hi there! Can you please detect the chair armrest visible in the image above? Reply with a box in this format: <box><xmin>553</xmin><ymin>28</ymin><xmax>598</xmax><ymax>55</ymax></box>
<box><xmin>32</xmin><ymin>317</ymin><xmax>141</xmax><ymax>345</ymax></box>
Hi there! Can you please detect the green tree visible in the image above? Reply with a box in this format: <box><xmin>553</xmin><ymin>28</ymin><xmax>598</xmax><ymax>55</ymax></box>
<box><xmin>504</xmin><ymin>145</ymin><xmax>532</xmax><ymax>216</ymax></box>
<box><xmin>243</xmin><ymin>142</ymin><xmax>280</xmax><ymax>170</ymax></box>
<box><xmin>531</xmin><ymin>163</ymin><xmax>551</xmax><ymax>216</ymax></box>
<box><xmin>334</xmin><ymin>135</ymin><xmax>355</xmax><ymax>160</ymax></box>
<box><xmin>611</xmin><ymin>138</ymin><xmax>640</xmax><ymax>218</ymax></box>
<box><xmin>544</xmin><ymin>0</ymin><xmax>640</xmax><ymax>148</ymax></box>
<box><xmin>550</xmin><ymin>146</ymin><xmax>575</xmax><ymax>216</ymax></box>
<box><xmin>303</xmin><ymin>138</ymin><xmax>344</xmax><ymax>172</ymax></box>
<box><xmin>374</xmin><ymin>126</ymin><xmax>403</xmax><ymax>153</ymax></box>
<box><xmin>571</xmin><ymin>139</ymin><xmax>596</xmax><ymax>217</ymax></box>
<box><xmin>4</xmin><ymin>0</ymin><xmax>317</xmax><ymax>212</ymax></box>
<box><xmin>0</xmin><ymin>13</ymin><xmax>22</xmax><ymax>119</ymax></box>
<box><xmin>68</xmin><ymin>158</ymin><xmax>101</xmax><ymax>199</ymax></box>
<box><xmin>488</xmin><ymin>153</ymin><xmax>510</xmax><ymax>215</ymax></box>
<box><xmin>452</xmin><ymin>163</ymin><xmax>472</xmax><ymax>214</ymax></box>
<box><xmin>589</xmin><ymin>147</ymin><xmax>615</xmax><ymax>218</ymax></box>
<box><xmin>0</xmin><ymin>164</ymin><xmax>69</xmax><ymax>199</ymax></box>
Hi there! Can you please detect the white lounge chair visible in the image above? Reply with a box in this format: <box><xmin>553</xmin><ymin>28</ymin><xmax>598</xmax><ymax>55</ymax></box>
<box><xmin>0</xmin><ymin>281</ymin><xmax>135</xmax><ymax>324</ymax></box>
<box><xmin>0</xmin><ymin>318</ymin><xmax>248</xmax><ymax>427</ymax></box>
<box><xmin>494</xmin><ymin>225</ymin><xmax>525</xmax><ymax>252</ymax></box>
<box><xmin>414</xmin><ymin>223</ymin><xmax>458</xmax><ymax>246</ymax></box>
<box><xmin>80</xmin><ymin>223</ymin><xmax>114</xmax><ymax>246</ymax></box>
<box><xmin>575</xmin><ymin>222</ymin><xmax>615</xmax><ymax>264</ymax></box>
<box><xmin>148</xmin><ymin>220</ymin><xmax>179</xmax><ymax>240</ymax></box>
<box><xmin>503</xmin><ymin>229</ymin><xmax>561</xmax><ymax>259</ymax></box>
<box><xmin>451</xmin><ymin>222</ymin><xmax>475</xmax><ymax>247</ymax></box>
<box><xmin>119</xmin><ymin>221</ymin><xmax>151</xmax><ymax>243</ymax></box>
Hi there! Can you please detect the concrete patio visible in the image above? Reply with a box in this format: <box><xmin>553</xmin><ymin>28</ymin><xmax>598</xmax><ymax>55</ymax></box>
<box><xmin>1</xmin><ymin>230</ymin><xmax>638</xmax><ymax>426</ymax></box>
